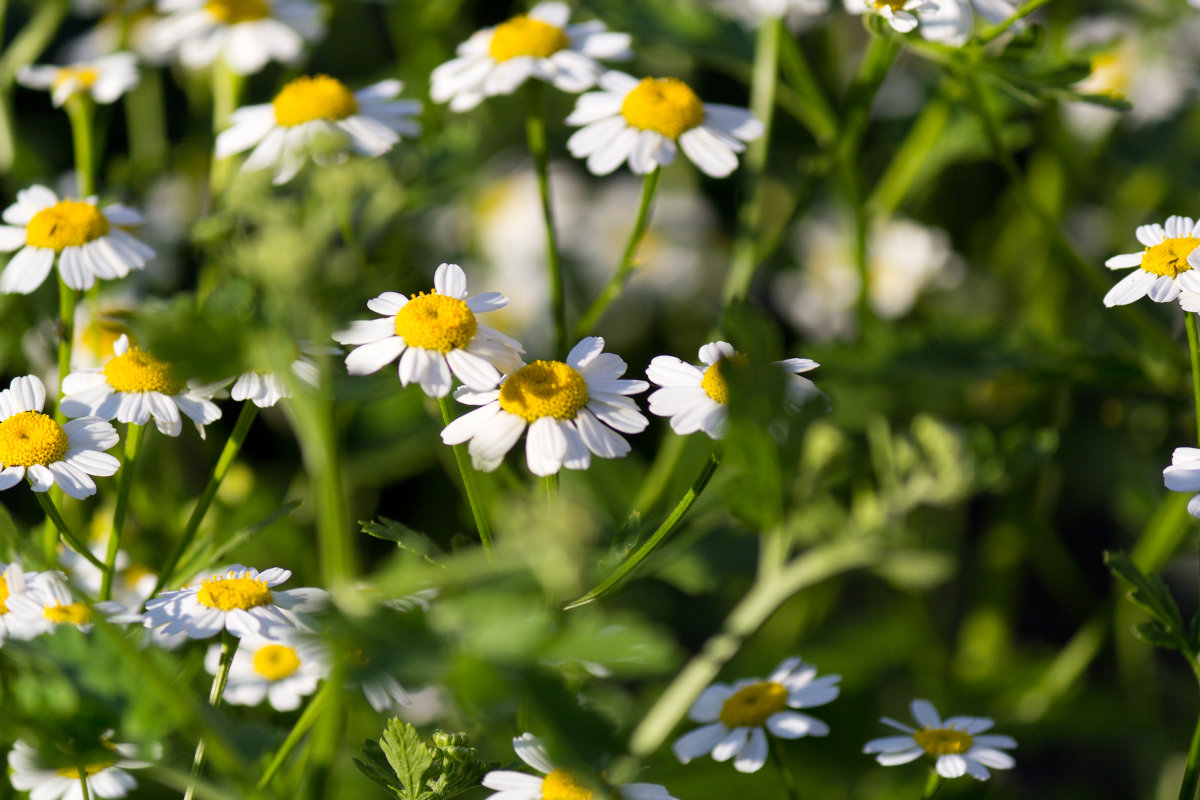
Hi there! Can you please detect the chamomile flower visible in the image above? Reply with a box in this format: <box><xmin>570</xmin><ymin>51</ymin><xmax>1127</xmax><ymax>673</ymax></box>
<box><xmin>215</xmin><ymin>76</ymin><xmax>422</xmax><ymax>185</ymax></box>
<box><xmin>206</xmin><ymin>631</ymin><xmax>329</xmax><ymax>710</ymax></box>
<box><xmin>673</xmin><ymin>656</ymin><xmax>841</xmax><ymax>773</ymax></box>
<box><xmin>0</xmin><ymin>375</ymin><xmax>119</xmax><ymax>500</ymax></box>
<box><xmin>229</xmin><ymin>343</ymin><xmax>334</xmax><ymax>408</ymax></box>
<box><xmin>17</xmin><ymin>52</ymin><xmax>139</xmax><ymax>107</ymax></box>
<box><xmin>565</xmin><ymin>72</ymin><xmax>764</xmax><ymax>177</ymax></box>
<box><xmin>646</xmin><ymin>342</ymin><xmax>820</xmax><ymax>439</ymax></box>
<box><xmin>60</xmin><ymin>334</ymin><xmax>223</xmax><ymax>438</ymax></box>
<box><xmin>8</xmin><ymin>737</ymin><xmax>149</xmax><ymax>800</ymax></box>
<box><xmin>334</xmin><ymin>262</ymin><xmax>524</xmax><ymax>398</ymax></box>
<box><xmin>482</xmin><ymin>733</ymin><xmax>677</xmax><ymax>800</ymax></box>
<box><xmin>863</xmin><ymin>699</ymin><xmax>1016</xmax><ymax>780</ymax></box>
<box><xmin>3</xmin><ymin>572</ymin><xmax>140</xmax><ymax>639</ymax></box>
<box><xmin>0</xmin><ymin>561</ymin><xmax>45</xmax><ymax>643</ymax></box>
<box><xmin>1103</xmin><ymin>215</ymin><xmax>1200</xmax><ymax>307</ymax></box>
<box><xmin>1164</xmin><ymin>447</ymin><xmax>1200</xmax><ymax>517</ymax></box>
<box><xmin>0</xmin><ymin>185</ymin><xmax>155</xmax><ymax>294</ymax></box>
<box><xmin>708</xmin><ymin>0</ymin><xmax>830</xmax><ymax>29</ymax></box>
<box><xmin>441</xmin><ymin>337</ymin><xmax>649</xmax><ymax>477</ymax></box>
<box><xmin>430</xmin><ymin>2</ymin><xmax>631</xmax><ymax>112</ymax></box>
<box><xmin>844</xmin><ymin>0</ymin><xmax>940</xmax><ymax>33</ymax></box>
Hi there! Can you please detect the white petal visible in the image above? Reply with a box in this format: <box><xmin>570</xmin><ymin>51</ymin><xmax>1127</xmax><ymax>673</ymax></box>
<box><xmin>672</xmin><ymin>723</ymin><xmax>728</xmax><ymax>762</ymax></box>
<box><xmin>733</xmin><ymin>727</ymin><xmax>768</xmax><ymax>773</ymax></box>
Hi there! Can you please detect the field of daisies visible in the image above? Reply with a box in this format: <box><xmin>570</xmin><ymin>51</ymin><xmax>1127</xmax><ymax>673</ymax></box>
<box><xmin>6</xmin><ymin>0</ymin><xmax>1200</xmax><ymax>798</ymax></box>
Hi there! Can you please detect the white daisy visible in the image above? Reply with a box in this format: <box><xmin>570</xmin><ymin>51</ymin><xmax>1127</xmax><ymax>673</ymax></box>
<box><xmin>3</xmin><ymin>571</ymin><xmax>141</xmax><ymax>639</ymax></box>
<box><xmin>17</xmin><ymin>52</ymin><xmax>139</xmax><ymax>107</ymax></box>
<box><xmin>0</xmin><ymin>185</ymin><xmax>155</xmax><ymax>294</ymax></box>
<box><xmin>843</xmin><ymin>0</ymin><xmax>940</xmax><ymax>33</ymax></box>
<box><xmin>441</xmin><ymin>336</ymin><xmax>649</xmax><ymax>477</ymax></box>
<box><xmin>646</xmin><ymin>342</ymin><xmax>820</xmax><ymax>439</ymax></box>
<box><xmin>0</xmin><ymin>375</ymin><xmax>119</xmax><ymax>500</ymax></box>
<box><xmin>429</xmin><ymin>2</ymin><xmax>631</xmax><ymax>112</ymax></box>
<box><xmin>565</xmin><ymin>71</ymin><xmax>764</xmax><ymax>178</ymax></box>
<box><xmin>863</xmin><ymin>699</ymin><xmax>1017</xmax><ymax>780</ymax></box>
<box><xmin>1164</xmin><ymin>447</ymin><xmax>1200</xmax><ymax>517</ymax></box>
<box><xmin>206</xmin><ymin>630</ymin><xmax>329</xmax><ymax>711</ymax></box>
<box><xmin>60</xmin><ymin>334</ymin><xmax>223</xmax><ymax>438</ymax></box>
<box><xmin>482</xmin><ymin>733</ymin><xmax>677</xmax><ymax>800</ymax></box>
<box><xmin>229</xmin><ymin>343</ymin><xmax>334</xmax><ymax>408</ymax></box>
<box><xmin>333</xmin><ymin>262</ymin><xmax>524</xmax><ymax>398</ymax></box>
<box><xmin>1104</xmin><ymin>215</ymin><xmax>1200</xmax><ymax>307</ymax></box>
<box><xmin>215</xmin><ymin>76</ymin><xmax>422</xmax><ymax>185</ymax></box>
<box><xmin>144</xmin><ymin>0</ymin><xmax>324</xmax><ymax>75</ymax></box>
<box><xmin>142</xmin><ymin>564</ymin><xmax>326</xmax><ymax>640</ymax></box>
<box><xmin>709</xmin><ymin>0</ymin><xmax>830</xmax><ymax>29</ymax></box>
<box><xmin>918</xmin><ymin>0</ymin><xmax>1017</xmax><ymax>45</ymax></box>
<box><xmin>672</xmin><ymin>656</ymin><xmax>841</xmax><ymax>774</ymax></box>
<box><xmin>360</xmin><ymin>673</ymin><xmax>412</xmax><ymax>713</ymax></box>
<box><xmin>8</xmin><ymin>737</ymin><xmax>148</xmax><ymax>800</ymax></box>
<box><xmin>0</xmin><ymin>561</ymin><xmax>47</xmax><ymax>643</ymax></box>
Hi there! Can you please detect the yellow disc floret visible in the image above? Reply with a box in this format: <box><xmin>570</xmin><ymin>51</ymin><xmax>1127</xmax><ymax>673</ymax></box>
<box><xmin>54</xmin><ymin>67</ymin><xmax>99</xmax><ymax>90</ymax></box>
<box><xmin>489</xmin><ymin>15</ymin><xmax>569</xmax><ymax>62</ymax></box>
<box><xmin>196</xmin><ymin>573</ymin><xmax>273</xmax><ymax>611</ymax></box>
<box><xmin>393</xmin><ymin>292</ymin><xmax>478</xmax><ymax>352</ymax></box>
<box><xmin>56</xmin><ymin>763</ymin><xmax>112</xmax><ymax>779</ymax></box>
<box><xmin>1140</xmin><ymin>237</ymin><xmax>1197</xmax><ymax>278</ymax></box>
<box><xmin>620</xmin><ymin>78</ymin><xmax>705</xmax><ymax>140</ymax></box>
<box><xmin>499</xmin><ymin>361</ymin><xmax>589</xmax><ymax>422</ymax></box>
<box><xmin>0</xmin><ymin>411</ymin><xmax>69</xmax><ymax>467</ymax></box>
<box><xmin>103</xmin><ymin>347</ymin><xmax>186</xmax><ymax>395</ymax></box>
<box><xmin>204</xmin><ymin>0</ymin><xmax>270</xmax><ymax>23</ymax></box>
<box><xmin>0</xmin><ymin>575</ymin><xmax>9</xmax><ymax>614</ymax></box>
<box><xmin>44</xmin><ymin>602</ymin><xmax>91</xmax><ymax>626</ymax></box>
<box><xmin>700</xmin><ymin>354</ymin><xmax>748</xmax><ymax>406</ymax></box>
<box><xmin>253</xmin><ymin>644</ymin><xmax>302</xmax><ymax>680</ymax></box>
<box><xmin>25</xmin><ymin>201</ymin><xmax>110</xmax><ymax>251</ymax></box>
<box><xmin>719</xmin><ymin>681</ymin><xmax>789</xmax><ymax>728</ymax></box>
<box><xmin>871</xmin><ymin>0</ymin><xmax>908</xmax><ymax>9</ymax></box>
<box><xmin>913</xmin><ymin>727</ymin><xmax>974</xmax><ymax>756</ymax></box>
<box><xmin>541</xmin><ymin>769</ymin><xmax>606</xmax><ymax>800</ymax></box>
<box><xmin>272</xmin><ymin>75</ymin><xmax>360</xmax><ymax>127</ymax></box>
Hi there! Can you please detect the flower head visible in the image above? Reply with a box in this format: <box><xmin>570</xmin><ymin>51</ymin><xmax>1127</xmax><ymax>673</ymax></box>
<box><xmin>3</xmin><ymin>571</ymin><xmax>141</xmax><ymax>639</ymax></box>
<box><xmin>863</xmin><ymin>699</ymin><xmax>1016</xmax><ymax>780</ymax></box>
<box><xmin>483</xmin><ymin>733</ymin><xmax>677</xmax><ymax>800</ymax></box>
<box><xmin>18</xmin><ymin>52</ymin><xmax>139</xmax><ymax>106</ymax></box>
<box><xmin>9</xmin><ymin>736</ymin><xmax>149</xmax><ymax>800</ymax></box>
<box><xmin>1104</xmin><ymin>215</ymin><xmax>1200</xmax><ymax>307</ymax></box>
<box><xmin>229</xmin><ymin>342</ymin><xmax>335</xmax><ymax>408</ymax></box>
<box><xmin>1164</xmin><ymin>447</ymin><xmax>1200</xmax><ymax>517</ymax></box>
<box><xmin>0</xmin><ymin>561</ymin><xmax>46</xmax><ymax>643</ymax></box>
<box><xmin>207</xmin><ymin>630</ymin><xmax>329</xmax><ymax>710</ymax></box>
<box><xmin>844</xmin><ymin>0</ymin><xmax>939</xmax><ymax>33</ymax></box>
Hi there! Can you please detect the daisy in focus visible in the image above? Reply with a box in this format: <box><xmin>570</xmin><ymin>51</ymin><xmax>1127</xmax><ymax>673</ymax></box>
<box><xmin>482</xmin><ymin>733</ymin><xmax>677</xmax><ymax>800</ymax></box>
<box><xmin>17</xmin><ymin>52</ymin><xmax>139</xmax><ymax>107</ymax></box>
<box><xmin>1164</xmin><ymin>447</ymin><xmax>1200</xmax><ymax>517</ymax></box>
<box><xmin>0</xmin><ymin>185</ymin><xmax>155</xmax><ymax>294</ymax></box>
<box><xmin>8</xmin><ymin>736</ymin><xmax>149</xmax><ymax>800</ymax></box>
<box><xmin>334</xmin><ymin>262</ymin><xmax>524</xmax><ymax>398</ymax></box>
<box><xmin>673</xmin><ymin>656</ymin><xmax>841</xmax><ymax>773</ymax></box>
<box><xmin>0</xmin><ymin>375</ymin><xmax>119</xmax><ymax>499</ymax></box>
<box><xmin>215</xmin><ymin>76</ymin><xmax>422</xmax><ymax>185</ymax></box>
<box><xmin>206</xmin><ymin>631</ymin><xmax>329</xmax><ymax>710</ymax></box>
<box><xmin>863</xmin><ymin>699</ymin><xmax>1016</xmax><ymax>780</ymax></box>
<box><xmin>440</xmin><ymin>336</ymin><xmax>649</xmax><ymax>477</ymax></box>
<box><xmin>3</xmin><ymin>572</ymin><xmax>141</xmax><ymax>639</ymax></box>
<box><xmin>430</xmin><ymin>2</ymin><xmax>631</xmax><ymax>112</ymax></box>
<box><xmin>566</xmin><ymin>72</ymin><xmax>764</xmax><ymax>177</ymax></box>
<box><xmin>1103</xmin><ymin>215</ymin><xmax>1200</xmax><ymax>307</ymax></box>
<box><xmin>843</xmin><ymin>0</ymin><xmax>940</xmax><ymax>33</ymax></box>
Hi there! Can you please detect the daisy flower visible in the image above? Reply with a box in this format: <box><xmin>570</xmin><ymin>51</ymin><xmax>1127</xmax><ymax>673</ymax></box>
<box><xmin>565</xmin><ymin>72</ymin><xmax>764</xmax><ymax>178</ymax></box>
<box><xmin>144</xmin><ymin>0</ymin><xmax>324</xmax><ymax>75</ymax></box>
<box><xmin>229</xmin><ymin>343</ymin><xmax>335</xmax><ymax>408</ymax></box>
<box><xmin>215</xmin><ymin>76</ymin><xmax>422</xmax><ymax>185</ymax></box>
<box><xmin>863</xmin><ymin>699</ymin><xmax>1017</xmax><ymax>780</ymax></box>
<box><xmin>429</xmin><ymin>2</ymin><xmax>632</xmax><ymax>112</ymax></box>
<box><xmin>482</xmin><ymin>733</ymin><xmax>677</xmax><ymax>800</ymax></box>
<box><xmin>1104</xmin><ymin>215</ymin><xmax>1200</xmax><ymax>307</ymax></box>
<box><xmin>17</xmin><ymin>52</ymin><xmax>139</xmax><ymax>107</ymax></box>
<box><xmin>647</xmin><ymin>342</ymin><xmax>820</xmax><ymax>439</ymax></box>
<box><xmin>0</xmin><ymin>185</ymin><xmax>155</xmax><ymax>294</ymax></box>
<box><xmin>673</xmin><ymin>656</ymin><xmax>841</xmax><ymax>773</ymax></box>
<box><xmin>60</xmin><ymin>334</ymin><xmax>223</xmax><ymax>438</ymax></box>
<box><xmin>9</xmin><ymin>737</ymin><xmax>149</xmax><ymax>800</ymax></box>
<box><xmin>0</xmin><ymin>561</ymin><xmax>46</xmax><ymax>643</ymax></box>
<box><xmin>843</xmin><ymin>0</ymin><xmax>940</xmax><ymax>33</ymax></box>
<box><xmin>441</xmin><ymin>336</ymin><xmax>649</xmax><ymax>477</ymax></box>
<box><xmin>1164</xmin><ymin>447</ymin><xmax>1200</xmax><ymax>517</ymax></box>
<box><xmin>0</xmin><ymin>375</ymin><xmax>119</xmax><ymax>499</ymax></box>
<box><xmin>333</xmin><ymin>262</ymin><xmax>524</xmax><ymax>398</ymax></box>
<box><xmin>206</xmin><ymin>631</ymin><xmax>329</xmax><ymax>711</ymax></box>
<box><xmin>3</xmin><ymin>572</ymin><xmax>141</xmax><ymax>639</ymax></box>
<box><xmin>709</xmin><ymin>0</ymin><xmax>830</xmax><ymax>29</ymax></box>
<box><xmin>142</xmin><ymin>565</ymin><xmax>326</xmax><ymax>640</ymax></box>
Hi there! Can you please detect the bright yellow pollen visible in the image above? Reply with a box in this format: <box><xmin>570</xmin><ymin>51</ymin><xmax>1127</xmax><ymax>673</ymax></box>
<box><xmin>499</xmin><ymin>361</ymin><xmax>589</xmax><ymax>422</ymax></box>
<box><xmin>1140</xmin><ymin>237</ymin><xmax>1197</xmax><ymax>278</ymax></box>
<box><xmin>196</xmin><ymin>574</ymin><xmax>273</xmax><ymax>611</ymax></box>
<box><xmin>25</xmin><ymin>200</ymin><xmax>110</xmax><ymax>251</ymax></box>
<box><xmin>620</xmin><ymin>78</ymin><xmax>705</xmax><ymax>140</ymax></box>
<box><xmin>488</xmin><ymin>15</ymin><xmax>569</xmax><ymax>62</ymax></box>
<box><xmin>719</xmin><ymin>681</ymin><xmax>789</xmax><ymax>728</ymax></box>
<box><xmin>393</xmin><ymin>292</ymin><xmax>478</xmax><ymax>352</ymax></box>
<box><xmin>541</xmin><ymin>770</ymin><xmax>607</xmax><ymax>800</ymax></box>
<box><xmin>0</xmin><ymin>576</ymin><xmax>8</xmax><ymax>614</ymax></box>
<box><xmin>272</xmin><ymin>75</ymin><xmax>359</xmax><ymax>127</ymax></box>
<box><xmin>871</xmin><ymin>0</ymin><xmax>908</xmax><ymax>9</ymax></box>
<box><xmin>1088</xmin><ymin>51</ymin><xmax>1130</xmax><ymax>97</ymax></box>
<box><xmin>103</xmin><ymin>347</ymin><xmax>186</xmax><ymax>395</ymax></box>
<box><xmin>0</xmin><ymin>411</ymin><xmax>69</xmax><ymax>467</ymax></box>
<box><xmin>700</xmin><ymin>354</ymin><xmax>748</xmax><ymax>406</ymax></box>
<box><xmin>54</xmin><ymin>67</ymin><xmax>99</xmax><ymax>90</ymax></box>
<box><xmin>204</xmin><ymin>0</ymin><xmax>270</xmax><ymax>23</ymax></box>
<box><xmin>253</xmin><ymin>644</ymin><xmax>302</xmax><ymax>680</ymax></box>
<box><xmin>913</xmin><ymin>727</ymin><xmax>974</xmax><ymax>756</ymax></box>
<box><xmin>44</xmin><ymin>602</ymin><xmax>91</xmax><ymax>626</ymax></box>
<box><xmin>55</xmin><ymin>763</ymin><xmax>111</xmax><ymax>779</ymax></box>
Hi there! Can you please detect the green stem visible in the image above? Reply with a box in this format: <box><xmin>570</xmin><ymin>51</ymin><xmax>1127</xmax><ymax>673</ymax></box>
<box><xmin>867</xmin><ymin>90</ymin><xmax>951</xmax><ymax>216</ymax></box>
<box><xmin>185</xmin><ymin>632</ymin><xmax>238</xmax><ymax>800</ymax></box>
<box><xmin>64</xmin><ymin>94</ymin><xmax>96</xmax><ymax>196</ymax></box>
<box><xmin>0</xmin><ymin>0</ymin><xmax>67</xmax><ymax>170</ymax></box>
<box><xmin>545</xmin><ymin>473</ymin><xmax>559</xmax><ymax>501</ymax></box>
<box><xmin>1186</xmin><ymin>313</ymin><xmax>1200</xmax><ymax>448</ymax></box>
<box><xmin>210</xmin><ymin>58</ymin><xmax>244</xmax><ymax>194</ymax></box>
<box><xmin>75</xmin><ymin>764</ymin><xmax>92</xmax><ymax>800</ymax></box>
<box><xmin>777</xmin><ymin>30</ymin><xmax>838</xmax><ymax>147</ymax></box>
<box><xmin>437</xmin><ymin>396</ymin><xmax>495</xmax><ymax>562</ymax></box>
<box><xmin>256</xmin><ymin>681</ymin><xmax>332</xmax><ymax>790</ymax></box>
<box><xmin>769</xmin><ymin>738</ymin><xmax>802</xmax><ymax>800</ymax></box>
<box><xmin>921</xmin><ymin>769</ymin><xmax>944</xmax><ymax>799</ymax></box>
<box><xmin>33</xmin><ymin>488</ymin><xmax>109</xmax><ymax>574</ymax></box>
<box><xmin>124</xmin><ymin>67</ymin><xmax>167</xmax><ymax>174</ymax></box>
<box><xmin>102</xmin><ymin>422</ymin><xmax>143</xmax><ymax>600</ymax></box>
<box><xmin>525</xmin><ymin>81</ymin><xmax>567</xmax><ymax>359</ymax></box>
<box><xmin>55</xmin><ymin>281</ymin><xmax>77</xmax><ymax>420</ymax></box>
<box><xmin>576</xmin><ymin>168</ymin><xmax>661</xmax><ymax>337</ymax></box>
<box><xmin>566</xmin><ymin>451</ymin><xmax>721</xmax><ymax>610</ymax></box>
<box><xmin>975</xmin><ymin>0</ymin><xmax>1052</xmax><ymax>44</ymax></box>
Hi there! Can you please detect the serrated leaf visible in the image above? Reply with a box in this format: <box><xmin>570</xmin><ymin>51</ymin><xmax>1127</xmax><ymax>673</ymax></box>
<box><xmin>355</xmin><ymin>740</ymin><xmax>403</xmax><ymax>797</ymax></box>
<box><xmin>363</xmin><ymin>518</ymin><xmax>443</xmax><ymax>564</ymax></box>
<box><xmin>1105</xmin><ymin>551</ymin><xmax>1184</xmax><ymax>632</ymax></box>
<box><xmin>380</xmin><ymin>719</ymin><xmax>436</xmax><ymax>800</ymax></box>
<box><xmin>1132</xmin><ymin>621</ymin><xmax>1186</xmax><ymax>651</ymax></box>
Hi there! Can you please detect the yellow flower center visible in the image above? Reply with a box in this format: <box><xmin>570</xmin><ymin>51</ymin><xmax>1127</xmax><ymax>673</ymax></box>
<box><xmin>0</xmin><ymin>575</ymin><xmax>9</xmax><ymax>614</ymax></box>
<box><xmin>195</xmin><ymin>574</ymin><xmax>273</xmax><ymax>611</ymax></box>
<box><xmin>55</xmin><ymin>763</ymin><xmax>111</xmax><ymax>779</ymax></box>
<box><xmin>488</xmin><ymin>15</ymin><xmax>570</xmax><ymax>62</ymax></box>
<box><xmin>620</xmin><ymin>78</ymin><xmax>705</xmax><ymax>140</ymax></box>
<box><xmin>0</xmin><ymin>411</ymin><xmax>69</xmax><ymax>467</ymax></box>
<box><xmin>393</xmin><ymin>292</ymin><xmax>478</xmax><ymax>352</ymax></box>
<box><xmin>44</xmin><ymin>602</ymin><xmax>91</xmax><ymax>626</ymax></box>
<box><xmin>499</xmin><ymin>361</ymin><xmax>589</xmax><ymax>422</ymax></box>
<box><xmin>913</xmin><ymin>727</ymin><xmax>974</xmax><ymax>756</ymax></box>
<box><xmin>253</xmin><ymin>643</ymin><xmax>302</xmax><ymax>680</ymax></box>
<box><xmin>719</xmin><ymin>681</ymin><xmax>789</xmax><ymax>728</ymax></box>
<box><xmin>541</xmin><ymin>770</ymin><xmax>611</xmax><ymax>800</ymax></box>
<box><xmin>700</xmin><ymin>354</ymin><xmax>748</xmax><ymax>406</ymax></box>
<box><xmin>871</xmin><ymin>0</ymin><xmax>908</xmax><ymax>9</ymax></box>
<box><xmin>103</xmin><ymin>347</ymin><xmax>186</xmax><ymax>395</ymax></box>
<box><xmin>25</xmin><ymin>200</ymin><xmax>110</xmax><ymax>251</ymax></box>
<box><xmin>272</xmin><ymin>75</ymin><xmax>360</xmax><ymax>127</ymax></box>
<box><xmin>1140</xmin><ymin>237</ymin><xmax>1197</xmax><ymax>278</ymax></box>
<box><xmin>204</xmin><ymin>0</ymin><xmax>270</xmax><ymax>23</ymax></box>
<box><xmin>54</xmin><ymin>67</ymin><xmax>99</xmax><ymax>90</ymax></box>
<box><xmin>1088</xmin><ymin>51</ymin><xmax>1130</xmax><ymax>97</ymax></box>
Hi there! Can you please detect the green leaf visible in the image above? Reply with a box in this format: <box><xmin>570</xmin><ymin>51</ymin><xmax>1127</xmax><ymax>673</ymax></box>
<box><xmin>1131</xmin><ymin>622</ymin><xmax>1186</xmax><ymax>651</ymax></box>
<box><xmin>362</xmin><ymin>517</ymin><xmax>443</xmax><ymax>561</ymax></box>
<box><xmin>354</xmin><ymin>740</ymin><xmax>403</xmax><ymax>797</ymax></box>
<box><xmin>1105</xmin><ymin>550</ymin><xmax>1184</xmax><ymax>633</ymax></box>
<box><xmin>380</xmin><ymin>719</ymin><xmax>436</xmax><ymax>800</ymax></box>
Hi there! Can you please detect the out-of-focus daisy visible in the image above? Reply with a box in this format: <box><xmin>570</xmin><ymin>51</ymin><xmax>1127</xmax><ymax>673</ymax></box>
<box><xmin>61</xmin><ymin>3</ymin><xmax>160</xmax><ymax>64</ymax></box>
<box><xmin>144</xmin><ymin>0</ymin><xmax>324</xmax><ymax>75</ymax></box>
<box><xmin>9</xmin><ymin>736</ymin><xmax>149</xmax><ymax>800</ymax></box>
<box><xmin>441</xmin><ymin>336</ymin><xmax>648</xmax><ymax>476</ymax></box>
<box><xmin>142</xmin><ymin>565</ymin><xmax>325</xmax><ymax>640</ymax></box>
<box><xmin>566</xmin><ymin>72</ymin><xmax>764</xmax><ymax>178</ymax></box>
<box><xmin>229</xmin><ymin>342</ymin><xmax>335</xmax><ymax>408</ymax></box>
<box><xmin>0</xmin><ymin>561</ymin><xmax>45</xmax><ymax>643</ymax></box>
<box><xmin>0</xmin><ymin>375</ymin><xmax>119</xmax><ymax>500</ymax></box>
<box><xmin>482</xmin><ymin>733</ymin><xmax>677</xmax><ymax>800</ymax></box>
<box><xmin>864</xmin><ymin>699</ymin><xmax>1016</xmax><ymax>780</ymax></box>
<box><xmin>0</xmin><ymin>185</ymin><xmax>154</xmax><ymax>294</ymax></box>
<box><xmin>4</xmin><ymin>572</ymin><xmax>140</xmax><ymax>639</ymax></box>
<box><xmin>215</xmin><ymin>77</ymin><xmax>421</xmax><ymax>185</ymax></box>
<box><xmin>673</xmin><ymin>656</ymin><xmax>841</xmax><ymax>773</ymax></box>
<box><xmin>843</xmin><ymin>0</ymin><xmax>939</xmax><ymax>33</ymax></box>
<box><xmin>918</xmin><ymin>0</ymin><xmax>1018</xmax><ymax>45</ymax></box>
<box><xmin>18</xmin><ymin>52</ymin><xmax>139</xmax><ymax>107</ymax></box>
<box><xmin>334</xmin><ymin>262</ymin><xmax>524</xmax><ymax>398</ymax></box>
<box><xmin>1103</xmin><ymin>215</ymin><xmax>1200</xmax><ymax>307</ymax></box>
<box><xmin>60</xmin><ymin>334</ymin><xmax>223</xmax><ymax>438</ymax></box>
<box><xmin>708</xmin><ymin>0</ymin><xmax>830</xmax><ymax>30</ymax></box>
<box><xmin>1164</xmin><ymin>447</ymin><xmax>1200</xmax><ymax>517</ymax></box>
<box><xmin>647</xmin><ymin>342</ymin><xmax>819</xmax><ymax>439</ymax></box>
<box><xmin>59</xmin><ymin>539</ymin><xmax>158</xmax><ymax>610</ymax></box>
<box><xmin>206</xmin><ymin>631</ymin><xmax>329</xmax><ymax>710</ymax></box>
<box><xmin>430</xmin><ymin>2</ymin><xmax>631</xmax><ymax>112</ymax></box>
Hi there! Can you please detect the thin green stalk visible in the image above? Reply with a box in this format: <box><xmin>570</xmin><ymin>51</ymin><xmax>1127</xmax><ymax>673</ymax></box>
<box><xmin>525</xmin><ymin>81</ymin><xmax>567</xmax><ymax>358</ymax></box>
<box><xmin>102</xmin><ymin>422</ymin><xmax>143</xmax><ymax>600</ymax></box>
<box><xmin>0</xmin><ymin>0</ymin><xmax>68</xmax><ymax>170</ymax></box>
<box><xmin>777</xmin><ymin>30</ymin><xmax>838</xmax><ymax>146</ymax></box>
<box><xmin>124</xmin><ymin>68</ymin><xmax>167</xmax><ymax>174</ymax></box>
<box><xmin>33</xmin><ymin>488</ymin><xmax>109</xmax><ymax>573</ymax></box>
<box><xmin>257</xmin><ymin>682</ymin><xmax>331</xmax><ymax>790</ymax></box>
<box><xmin>769</xmin><ymin>738</ymin><xmax>801</xmax><ymax>800</ymax></box>
<box><xmin>64</xmin><ymin>94</ymin><xmax>96</xmax><ymax>196</ymax></box>
<box><xmin>55</xmin><ymin>281</ymin><xmax>77</xmax><ymax>420</ymax></box>
<box><xmin>1186</xmin><ymin>311</ymin><xmax>1200</xmax><ymax>800</ymax></box>
<box><xmin>630</xmin><ymin>433</ymin><xmax>686</xmax><ymax>514</ymax></box>
<box><xmin>210</xmin><ymin>58</ymin><xmax>244</xmax><ymax>194</ymax></box>
<box><xmin>921</xmin><ymin>769</ymin><xmax>944</xmax><ymax>799</ymax></box>
<box><xmin>975</xmin><ymin>0</ymin><xmax>1052</xmax><ymax>44</ymax></box>
<box><xmin>185</xmin><ymin>632</ymin><xmax>238</xmax><ymax>800</ymax></box>
<box><xmin>1186</xmin><ymin>313</ymin><xmax>1200</xmax><ymax>448</ymax></box>
<box><xmin>545</xmin><ymin>473</ymin><xmax>559</xmax><ymax>501</ymax></box>
<box><xmin>576</xmin><ymin>168</ymin><xmax>661</xmax><ymax>337</ymax></box>
<box><xmin>75</xmin><ymin>765</ymin><xmax>92</xmax><ymax>800</ymax></box>
<box><xmin>867</xmin><ymin>91</ymin><xmax>952</xmax><ymax>216</ymax></box>
<box><xmin>437</xmin><ymin>396</ymin><xmax>495</xmax><ymax>562</ymax></box>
